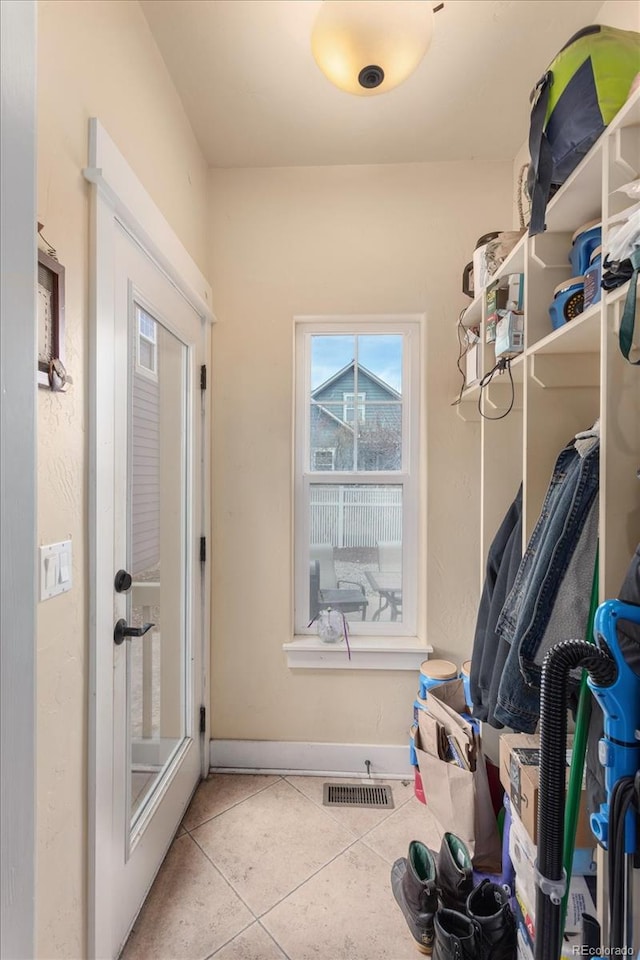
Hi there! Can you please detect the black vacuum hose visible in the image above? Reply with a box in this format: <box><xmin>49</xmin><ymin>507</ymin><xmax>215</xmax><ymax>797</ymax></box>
<box><xmin>534</xmin><ymin>640</ymin><xmax>616</xmax><ymax>960</ymax></box>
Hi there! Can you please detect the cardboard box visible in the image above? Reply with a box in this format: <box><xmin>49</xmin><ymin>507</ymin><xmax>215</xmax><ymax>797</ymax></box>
<box><xmin>499</xmin><ymin>733</ymin><xmax>592</xmax><ymax>846</ymax></box>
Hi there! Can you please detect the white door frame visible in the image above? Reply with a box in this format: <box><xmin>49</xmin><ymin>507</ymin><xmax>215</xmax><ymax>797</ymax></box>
<box><xmin>83</xmin><ymin>119</ymin><xmax>214</xmax><ymax>960</ymax></box>
<box><xmin>0</xmin><ymin>2</ymin><xmax>37</xmax><ymax>957</ymax></box>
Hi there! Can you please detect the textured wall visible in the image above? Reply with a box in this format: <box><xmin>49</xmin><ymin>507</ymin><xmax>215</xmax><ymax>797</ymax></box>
<box><xmin>208</xmin><ymin>160</ymin><xmax>512</xmax><ymax>745</ymax></box>
<box><xmin>36</xmin><ymin>2</ymin><xmax>208</xmax><ymax>955</ymax></box>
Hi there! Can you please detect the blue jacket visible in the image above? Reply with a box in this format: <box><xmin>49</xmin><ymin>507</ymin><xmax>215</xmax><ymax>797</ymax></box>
<box><xmin>494</xmin><ymin>437</ymin><xmax>600</xmax><ymax>731</ymax></box>
<box><xmin>469</xmin><ymin>486</ymin><xmax>522</xmax><ymax>725</ymax></box>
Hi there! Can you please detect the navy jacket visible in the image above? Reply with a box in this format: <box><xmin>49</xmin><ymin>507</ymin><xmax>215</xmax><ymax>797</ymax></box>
<box><xmin>469</xmin><ymin>486</ymin><xmax>522</xmax><ymax>724</ymax></box>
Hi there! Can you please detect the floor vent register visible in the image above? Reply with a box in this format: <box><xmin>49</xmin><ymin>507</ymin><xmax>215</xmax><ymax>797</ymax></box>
<box><xmin>322</xmin><ymin>783</ymin><xmax>394</xmax><ymax>809</ymax></box>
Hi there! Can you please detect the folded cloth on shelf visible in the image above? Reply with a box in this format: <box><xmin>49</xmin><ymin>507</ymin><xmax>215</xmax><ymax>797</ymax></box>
<box><xmin>494</xmin><ymin>436</ymin><xmax>600</xmax><ymax>732</ymax></box>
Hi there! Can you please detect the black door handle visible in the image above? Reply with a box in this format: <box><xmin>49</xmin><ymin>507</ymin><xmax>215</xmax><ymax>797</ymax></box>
<box><xmin>114</xmin><ymin>619</ymin><xmax>155</xmax><ymax>646</ymax></box>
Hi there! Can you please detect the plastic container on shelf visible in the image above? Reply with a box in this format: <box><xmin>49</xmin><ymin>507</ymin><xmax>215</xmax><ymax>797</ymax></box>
<box><xmin>549</xmin><ymin>277</ymin><xmax>585</xmax><ymax>330</ymax></box>
<box><xmin>583</xmin><ymin>245</ymin><xmax>602</xmax><ymax>309</ymax></box>
<box><xmin>569</xmin><ymin>219</ymin><xmax>602</xmax><ymax>276</ymax></box>
<box><xmin>409</xmin><ymin>724</ymin><xmax>418</xmax><ymax>767</ymax></box>
<box><xmin>413</xmin><ymin>695</ymin><xmax>429</xmax><ymax>723</ymax></box>
<box><xmin>418</xmin><ymin>659</ymin><xmax>459</xmax><ymax>699</ymax></box>
<box><xmin>460</xmin><ymin>659</ymin><xmax>473</xmax><ymax>710</ymax></box>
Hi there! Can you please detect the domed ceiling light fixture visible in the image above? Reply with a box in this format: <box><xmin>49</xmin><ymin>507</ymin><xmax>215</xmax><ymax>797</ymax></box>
<box><xmin>311</xmin><ymin>0</ymin><xmax>443</xmax><ymax>96</ymax></box>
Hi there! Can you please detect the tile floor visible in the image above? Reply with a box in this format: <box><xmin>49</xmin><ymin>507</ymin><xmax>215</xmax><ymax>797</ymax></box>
<box><xmin>121</xmin><ymin>773</ymin><xmax>444</xmax><ymax>960</ymax></box>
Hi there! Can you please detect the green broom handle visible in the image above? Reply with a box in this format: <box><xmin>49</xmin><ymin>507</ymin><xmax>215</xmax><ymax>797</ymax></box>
<box><xmin>561</xmin><ymin>545</ymin><xmax>599</xmax><ymax>936</ymax></box>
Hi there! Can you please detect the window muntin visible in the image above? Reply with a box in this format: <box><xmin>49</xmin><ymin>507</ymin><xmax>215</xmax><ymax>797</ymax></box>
<box><xmin>296</xmin><ymin>320</ymin><xmax>419</xmax><ymax>637</ymax></box>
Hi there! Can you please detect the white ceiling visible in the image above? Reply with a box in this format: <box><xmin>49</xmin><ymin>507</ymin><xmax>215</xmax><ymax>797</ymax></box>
<box><xmin>140</xmin><ymin>0</ymin><xmax>604</xmax><ymax>168</ymax></box>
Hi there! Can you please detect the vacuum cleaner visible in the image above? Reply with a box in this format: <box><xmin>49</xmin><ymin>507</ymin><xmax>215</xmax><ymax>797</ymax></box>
<box><xmin>534</xmin><ymin>598</ymin><xmax>640</xmax><ymax>959</ymax></box>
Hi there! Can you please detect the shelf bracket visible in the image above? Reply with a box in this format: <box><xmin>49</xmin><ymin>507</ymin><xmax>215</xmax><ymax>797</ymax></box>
<box><xmin>530</xmin><ymin>353</ymin><xmax>600</xmax><ymax>389</ymax></box>
<box><xmin>530</xmin><ymin>232</ymin><xmax>573</xmax><ymax>269</ymax></box>
<box><xmin>612</xmin><ymin>124</ymin><xmax>640</xmax><ymax>183</ymax></box>
<box><xmin>485</xmin><ymin>380</ymin><xmax>523</xmax><ymax>411</ymax></box>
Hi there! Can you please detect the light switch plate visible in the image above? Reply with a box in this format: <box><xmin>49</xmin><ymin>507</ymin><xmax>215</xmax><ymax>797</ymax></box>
<box><xmin>39</xmin><ymin>539</ymin><xmax>72</xmax><ymax>600</ymax></box>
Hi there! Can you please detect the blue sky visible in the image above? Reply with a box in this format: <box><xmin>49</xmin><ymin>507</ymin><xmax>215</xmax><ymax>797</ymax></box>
<box><xmin>311</xmin><ymin>335</ymin><xmax>403</xmax><ymax>392</ymax></box>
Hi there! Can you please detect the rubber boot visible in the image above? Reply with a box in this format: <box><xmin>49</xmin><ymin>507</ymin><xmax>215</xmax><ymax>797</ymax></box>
<box><xmin>432</xmin><ymin>909</ymin><xmax>480</xmax><ymax>960</ymax></box>
<box><xmin>391</xmin><ymin>841</ymin><xmax>439</xmax><ymax>954</ymax></box>
<box><xmin>436</xmin><ymin>832</ymin><xmax>473</xmax><ymax>912</ymax></box>
<box><xmin>466</xmin><ymin>879</ymin><xmax>517</xmax><ymax>960</ymax></box>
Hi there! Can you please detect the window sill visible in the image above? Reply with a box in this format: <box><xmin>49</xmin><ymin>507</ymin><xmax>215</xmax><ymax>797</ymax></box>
<box><xmin>283</xmin><ymin>636</ymin><xmax>432</xmax><ymax>670</ymax></box>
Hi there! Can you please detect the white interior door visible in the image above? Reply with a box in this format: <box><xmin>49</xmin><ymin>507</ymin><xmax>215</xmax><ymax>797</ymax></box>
<box><xmin>109</xmin><ymin>222</ymin><xmax>206</xmax><ymax>955</ymax></box>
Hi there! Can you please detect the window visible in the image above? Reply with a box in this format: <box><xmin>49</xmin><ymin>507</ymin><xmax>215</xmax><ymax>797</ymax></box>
<box><xmin>294</xmin><ymin>317</ymin><xmax>421</xmax><ymax>637</ymax></box>
<box><xmin>313</xmin><ymin>448</ymin><xmax>336</xmax><ymax>471</ymax></box>
<box><xmin>343</xmin><ymin>392</ymin><xmax>365</xmax><ymax>424</ymax></box>
<box><xmin>136</xmin><ymin>305</ymin><xmax>157</xmax><ymax>378</ymax></box>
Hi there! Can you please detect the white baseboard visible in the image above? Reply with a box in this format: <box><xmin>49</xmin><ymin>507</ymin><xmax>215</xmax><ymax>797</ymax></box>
<box><xmin>209</xmin><ymin>739</ymin><xmax>413</xmax><ymax>778</ymax></box>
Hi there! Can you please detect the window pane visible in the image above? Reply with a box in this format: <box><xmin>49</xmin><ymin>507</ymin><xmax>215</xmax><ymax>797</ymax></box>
<box><xmin>138</xmin><ymin>310</ymin><xmax>156</xmax><ymax>342</ymax></box>
<box><xmin>357</xmin><ymin>404</ymin><xmax>402</xmax><ymax>471</ymax></box>
<box><xmin>139</xmin><ymin>337</ymin><xmax>155</xmax><ymax>372</ymax></box>
<box><xmin>358</xmin><ymin>334</ymin><xmax>403</xmax><ymax>397</ymax></box>
<box><xmin>311</xmin><ymin>335</ymin><xmax>355</xmax><ymax>395</ymax></box>
<box><xmin>309</xmin><ymin>484</ymin><xmax>403</xmax><ymax>624</ymax></box>
<box><xmin>310</xmin><ymin>403</ymin><xmax>354</xmax><ymax>471</ymax></box>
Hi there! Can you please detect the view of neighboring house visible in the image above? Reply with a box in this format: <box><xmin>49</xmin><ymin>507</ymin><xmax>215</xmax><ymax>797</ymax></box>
<box><xmin>310</xmin><ymin>360</ymin><xmax>402</xmax><ymax>472</ymax></box>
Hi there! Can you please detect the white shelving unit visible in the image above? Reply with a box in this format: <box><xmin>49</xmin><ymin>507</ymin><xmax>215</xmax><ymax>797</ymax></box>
<box><xmin>456</xmin><ymin>88</ymin><xmax>640</xmax><ymax>946</ymax></box>
<box><xmin>457</xmin><ymin>88</ymin><xmax>640</xmax><ymax>595</ymax></box>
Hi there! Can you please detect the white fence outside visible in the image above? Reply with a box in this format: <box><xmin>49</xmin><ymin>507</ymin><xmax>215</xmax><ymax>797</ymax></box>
<box><xmin>310</xmin><ymin>485</ymin><xmax>402</xmax><ymax>548</ymax></box>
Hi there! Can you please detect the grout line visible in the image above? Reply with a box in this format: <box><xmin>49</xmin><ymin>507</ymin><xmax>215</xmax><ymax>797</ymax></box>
<box><xmin>257</xmin><ymin>919</ymin><xmax>293</xmax><ymax>960</ymax></box>
<box><xmin>189</xmin><ymin>832</ymin><xmax>259</xmax><ymax>922</ymax></box>
<box><xmin>203</xmin><ymin>917</ymin><xmax>256</xmax><ymax>960</ymax></box>
<box><xmin>184</xmin><ymin>775</ymin><xmax>283</xmax><ymax>834</ymax></box>
<box><xmin>256</xmin><ymin>835</ymin><xmax>362</xmax><ymax>921</ymax></box>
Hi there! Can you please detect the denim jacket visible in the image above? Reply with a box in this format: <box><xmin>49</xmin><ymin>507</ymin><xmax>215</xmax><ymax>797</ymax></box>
<box><xmin>494</xmin><ymin>438</ymin><xmax>600</xmax><ymax>731</ymax></box>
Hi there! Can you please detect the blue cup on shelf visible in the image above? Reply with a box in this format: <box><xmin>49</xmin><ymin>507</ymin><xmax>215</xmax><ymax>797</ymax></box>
<box><xmin>549</xmin><ymin>277</ymin><xmax>584</xmax><ymax>330</ymax></box>
<box><xmin>569</xmin><ymin>219</ymin><xmax>601</xmax><ymax>276</ymax></box>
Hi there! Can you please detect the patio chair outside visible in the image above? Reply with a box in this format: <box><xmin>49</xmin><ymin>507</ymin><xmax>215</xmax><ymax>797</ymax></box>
<box><xmin>310</xmin><ymin>543</ymin><xmax>368</xmax><ymax>620</ymax></box>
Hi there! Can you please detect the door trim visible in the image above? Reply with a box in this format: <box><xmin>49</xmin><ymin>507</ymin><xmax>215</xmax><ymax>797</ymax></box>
<box><xmin>83</xmin><ymin>119</ymin><xmax>213</xmax><ymax>960</ymax></box>
<box><xmin>0</xmin><ymin>2</ymin><xmax>37</xmax><ymax>957</ymax></box>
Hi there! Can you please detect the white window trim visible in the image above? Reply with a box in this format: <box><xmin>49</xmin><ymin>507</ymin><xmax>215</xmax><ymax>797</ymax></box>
<box><xmin>291</xmin><ymin>315</ymin><xmax>426</xmax><ymax>665</ymax></box>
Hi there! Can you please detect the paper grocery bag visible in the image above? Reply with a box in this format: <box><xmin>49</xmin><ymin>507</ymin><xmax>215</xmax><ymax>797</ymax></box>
<box><xmin>427</xmin><ymin>677</ymin><xmax>468</xmax><ymax>714</ymax></box>
<box><xmin>424</xmin><ymin>691</ymin><xmax>477</xmax><ymax>771</ymax></box>
<box><xmin>417</xmin><ymin>708</ymin><xmax>448</xmax><ymax>760</ymax></box>
<box><xmin>417</xmin><ymin>746</ymin><xmax>501</xmax><ymax>872</ymax></box>
<box><xmin>417</xmin><ymin>688</ymin><xmax>502</xmax><ymax>872</ymax></box>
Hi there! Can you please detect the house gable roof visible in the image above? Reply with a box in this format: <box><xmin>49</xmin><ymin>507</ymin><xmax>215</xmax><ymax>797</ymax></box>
<box><xmin>311</xmin><ymin>360</ymin><xmax>401</xmax><ymax>402</ymax></box>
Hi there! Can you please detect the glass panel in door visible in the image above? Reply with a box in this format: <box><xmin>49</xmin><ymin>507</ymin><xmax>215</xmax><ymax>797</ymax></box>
<box><xmin>128</xmin><ymin>303</ymin><xmax>188</xmax><ymax>826</ymax></box>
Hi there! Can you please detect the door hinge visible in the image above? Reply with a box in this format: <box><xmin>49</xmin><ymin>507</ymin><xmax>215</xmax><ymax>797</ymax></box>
<box><xmin>199</xmin><ymin>705</ymin><xmax>206</xmax><ymax>734</ymax></box>
<box><xmin>200</xmin><ymin>364</ymin><xmax>207</xmax><ymax>390</ymax></box>
<box><xmin>200</xmin><ymin>536</ymin><xmax>206</xmax><ymax>562</ymax></box>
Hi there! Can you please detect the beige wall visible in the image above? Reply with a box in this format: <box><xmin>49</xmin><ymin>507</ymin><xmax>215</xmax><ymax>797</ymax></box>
<box><xmin>208</xmin><ymin>160</ymin><xmax>513</xmax><ymax>745</ymax></box>
<box><xmin>36</xmin><ymin>2</ymin><xmax>209</xmax><ymax>956</ymax></box>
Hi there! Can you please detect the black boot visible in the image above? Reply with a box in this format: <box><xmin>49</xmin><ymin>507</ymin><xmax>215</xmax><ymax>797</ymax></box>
<box><xmin>391</xmin><ymin>841</ymin><xmax>439</xmax><ymax>954</ymax></box>
<box><xmin>432</xmin><ymin>909</ymin><xmax>480</xmax><ymax>960</ymax></box>
<box><xmin>436</xmin><ymin>832</ymin><xmax>473</xmax><ymax>912</ymax></box>
<box><xmin>466</xmin><ymin>879</ymin><xmax>517</xmax><ymax>960</ymax></box>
